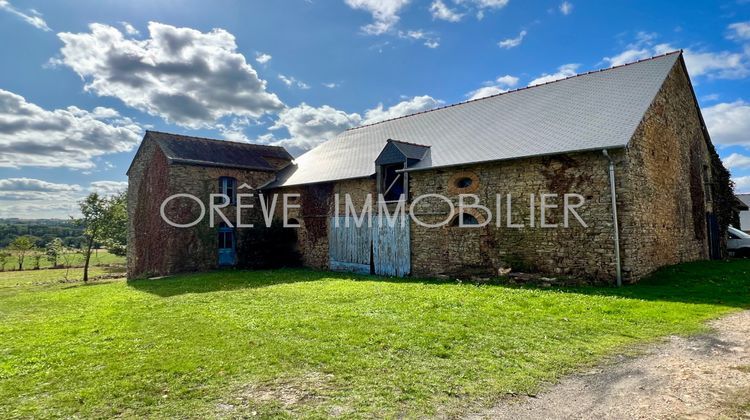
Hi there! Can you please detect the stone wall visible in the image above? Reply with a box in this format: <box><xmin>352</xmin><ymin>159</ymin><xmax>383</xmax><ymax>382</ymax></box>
<box><xmin>127</xmin><ymin>139</ymin><xmax>162</xmax><ymax>277</ymax></box>
<box><xmin>273</xmin><ymin>156</ymin><xmax>618</xmax><ymax>282</ymax></box>
<box><xmin>276</xmin><ymin>178</ymin><xmax>375</xmax><ymax>269</ymax></box>
<box><xmin>617</xmin><ymin>59</ymin><xmax>711</xmax><ymax>279</ymax></box>
<box><xmin>408</xmin><ymin>152</ymin><xmax>619</xmax><ymax>281</ymax></box>
<box><xmin>127</xmin><ymin>139</ymin><xmax>282</xmax><ymax>278</ymax></box>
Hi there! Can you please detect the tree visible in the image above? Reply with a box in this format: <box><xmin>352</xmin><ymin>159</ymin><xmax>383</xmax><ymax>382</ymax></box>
<box><xmin>8</xmin><ymin>235</ymin><xmax>35</xmax><ymax>270</ymax></box>
<box><xmin>102</xmin><ymin>192</ymin><xmax>127</xmax><ymax>257</ymax></box>
<box><xmin>75</xmin><ymin>192</ymin><xmax>127</xmax><ymax>282</ymax></box>
<box><xmin>0</xmin><ymin>251</ymin><xmax>10</xmax><ymax>271</ymax></box>
<box><xmin>59</xmin><ymin>247</ymin><xmax>80</xmax><ymax>281</ymax></box>
<box><xmin>45</xmin><ymin>238</ymin><xmax>64</xmax><ymax>268</ymax></box>
<box><xmin>31</xmin><ymin>248</ymin><xmax>43</xmax><ymax>270</ymax></box>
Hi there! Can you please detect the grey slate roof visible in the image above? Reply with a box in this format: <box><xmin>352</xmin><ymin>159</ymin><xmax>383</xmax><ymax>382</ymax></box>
<box><xmin>737</xmin><ymin>194</ymin><xmax>750</xmax><ymax>209</ymax></box>
<box><xmin>272</xmin><ymin>51</ymin><xmax>682</xmax><ymax>187</ymax></box>
<box><xmin>144</xmin><ymin>131</ymin><xmax>292</xmax><ymax>172</ymax></box>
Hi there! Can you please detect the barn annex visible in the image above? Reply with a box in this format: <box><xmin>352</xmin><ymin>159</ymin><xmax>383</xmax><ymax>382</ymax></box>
<box><xmin>127</xmin><ymin>51</ymin><xmax>727</xmax><ymax>284</ymax></box>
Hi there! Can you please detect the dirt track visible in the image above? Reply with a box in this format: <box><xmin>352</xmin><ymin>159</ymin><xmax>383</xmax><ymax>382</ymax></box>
<box><xmin>470</xmin><ymin>311</ymin><xmax>750</xmax><ymax>419</ymax></box>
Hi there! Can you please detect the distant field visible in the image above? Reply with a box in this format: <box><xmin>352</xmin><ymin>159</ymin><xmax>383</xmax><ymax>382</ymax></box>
<box><xmin>1</xmin><ymin>249</ymin><xmax>124</xmax><ymax>271</ymax></box>
<box><xmin>0</xmin><ymin>260</ymin><xmax>748</xmax><ymax>418</ymax></box>
<box><xmin>0</xmin><ymin>265</ymin><xmax>126</xmax><ymax>288</ymax></box>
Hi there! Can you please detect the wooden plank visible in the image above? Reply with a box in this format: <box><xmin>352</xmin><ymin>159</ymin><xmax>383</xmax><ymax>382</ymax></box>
<box><xmin>329</xmin><ymin>216</ymin><xmax>371</xmax><ymax>273</ymax></box>
<box><xmin>372</xmin><ymin>215</ymin><xmax>410</xmax><ymax>277</ymax></box>
<box><xmin>328</xmin><ymin>215</ymin><xmax>410</xmax><ymax>278</ymax></box>
<box><xmin>329</xmin><ymin>260</ymin><xmax>370</xmax><ymax>274</ymax></box>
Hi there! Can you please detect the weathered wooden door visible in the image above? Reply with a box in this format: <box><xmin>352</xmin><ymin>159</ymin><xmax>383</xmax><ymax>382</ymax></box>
<box><xmin>372</xmin><ymin>215</ymin><xmax>410</xmax><ymax>276</ymax></box>
<box><xmin>329</xmin><ymin>217</ymin><xmax>372</xmax><ymax>274</ymax></box>
<box><xmin>328</xmin><ymin>215</ymin><xmax>410</xmax><ymax>277</ymax></box>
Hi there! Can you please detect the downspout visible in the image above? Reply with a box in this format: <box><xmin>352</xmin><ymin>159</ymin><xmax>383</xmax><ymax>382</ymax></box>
<box><xmin>602</xmin><ymin>149</ymin><xmax>623</xmax><ymax>287</ymax></box>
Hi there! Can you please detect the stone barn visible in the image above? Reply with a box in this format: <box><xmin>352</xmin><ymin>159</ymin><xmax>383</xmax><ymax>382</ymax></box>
<box><xmin>127</xmin><ymin>51</ymin><xmax>725</xmax><ymax>284</ymax></box>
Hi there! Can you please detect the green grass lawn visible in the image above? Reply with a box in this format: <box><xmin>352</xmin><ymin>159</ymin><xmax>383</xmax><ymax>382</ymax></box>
<box><xmin>2</xmin><ymin>249</ymin><xmax>124</xmax><ymax>272</ymax></box>
<box><xmin>0</xmin><ymin>260</ymin><xmax>749</xmax><ymax>418</ymax></box>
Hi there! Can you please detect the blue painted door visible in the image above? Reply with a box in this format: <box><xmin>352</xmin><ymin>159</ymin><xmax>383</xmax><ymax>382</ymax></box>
<box><xmin>218</xmin><ymin>226</ymin><xmax>236</xmax><ymax>266</ymax></box>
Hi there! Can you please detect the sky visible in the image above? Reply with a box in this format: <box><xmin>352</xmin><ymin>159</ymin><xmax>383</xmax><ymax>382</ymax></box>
<box><xmin>0</xmin><ymin>0</ymin><xmax>749</xmax><ymax>218</ymax></box>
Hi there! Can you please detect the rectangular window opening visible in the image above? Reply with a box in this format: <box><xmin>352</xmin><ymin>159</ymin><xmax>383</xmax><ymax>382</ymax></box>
<box><xmin>219</xmin><ymin>176</ymin><xmax>237</xmax><ymax>205</ymax></box>
<box><xmin>380</xmin><ymin>163</ymin><xmax>406</xmax><ymax>202</ymax></box>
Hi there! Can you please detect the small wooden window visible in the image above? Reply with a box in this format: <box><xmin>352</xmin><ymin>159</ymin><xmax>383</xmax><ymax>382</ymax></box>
<box><xmin>219</xmin><ymin>177</ymin><xmax>237</xmax><ymax>205</ymax></box>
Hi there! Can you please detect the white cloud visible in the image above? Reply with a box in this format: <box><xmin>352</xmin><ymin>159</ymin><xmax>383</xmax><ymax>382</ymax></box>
<box><xmin>218</xmin><ymin>116</ymin><xmax>254</xmax><ymax>142</ymax></box>
<box><xmin>322</xmin><ymin>82</ymin><xmax>340</xmax><ymax>88</ymax></box>
<box><xmin>724</xmin><ymin>153</ymin><xmax>750</xmax><ymax>171</ymax></box>
<box><xmin>559</xmin><ymin>1</ymin><xmax>573</xmax><ymax>15</ymax></box>
<box><xmin>455</xmin><ymin>0</ymin><xmax>509</xmax><ymax>10</ymax></box>
<box><xmin>344</xmin><ymin>0</ymin><xmax>410</xmax><ymax>35</ymax></box>
<box><xmin>528</xmin><ymin>63</ymin><xmax>580</xmax><ymax>86</ymax></box>
<box><xmin>89</xmin><ymin>180</ymin><xmax>128</xmax><ymax>196</ymax></box>
<box><xmin>398</xmin><ymin>29</ymin><xmax>440</xmax><ymax>48</ymax></box>
<box><xmin>430</xmin><ymin>0</ymin><xmax>463</xmax><ymax>22</ymax></box>
<box><xmin>0</xmin><ymin>178</ymin><xmax>81</xmax><ymax>193</ymax></box>
<box><xmin>0</xmin><ymin>178</ymin><xmax>128</xmax><ymax>218</ymax></box>
<box><xmin>701</xmin><ymin>93</ymin><xmax>720</xmax><ymax>102</ymax></box>
<box><xmin>262</xmin><ymin>95</ymin><xmax>442</xmax><ymax>155</ymax></box>
<box><xmin>734</xmin><ymin>176</ymin><xmax>750</xmax><ymax>193</ymax></box>
<box><xmin>603</xmin><ymin>48</ymin><xmax>651</xmax><ymax>67</ymax></box>
<box><xmin>0</xmin><ymin>201</ymin><xmax>81</xmax><ymax>219</ymax></box>
<box><xmin>256</xmin><ymin>52</ymin><xmax>272</xmax><ymax>64</ymax></box>
<box><xmin>728</xmin><ymin>22</ymin><xmax>750</xmax><ymax>41</ymax></box>
<box><xmin>0</xmin><ymin>89</ymin><xmax>142</xmax><ymax>169</ymax></box>
<box><xmin>424</xmin><ymin>40</ymin><xmax>440</xmax><ymax>48</ymax></box>
<box><xmin>703</xmin><ymin>100</ymin><xmax>750</xmax><ymax>146</ymax></box>
<box><xmin>683</xmin><ymin>48</ymin><xmax>749</xmax><ymax>79</ymax></box>
<box><xmin>363</xmin><ymin>95</ymin><xmax>443</xmax><ymax>124</ymax></box>
<box><xmin>448</xmin><ymin>0</ymin><xmax>507</xmax><ymax>19</ymax></box>
<box><xmin>473</xmin><ymin>0</ymin><xmax>508</xmax><ymax>7</ymax></box>
<box><xmin>495</xmin><ymin>74</ymin><xmax>520</xmax><ymax>87</ymax></box>
<box><xmin>467</xmin><ymin>86</ymin><xmax>505</xmax><ymax>100</ymax></box>
<box><xmin>498</xmin><ymin>30</ymin><xmax>527</xmax><ymax>49</ymax></box>
<box><xmin>119</xmin><ymin>21</ymin><xmax>139</xmax><ymax>35</ymax></box>
<box><xmin>467</xmin><ymin>74</ymin><xmax>519</xmax><ymax>100</ymax></box>
<box><xmin>54</xmin><ymin>22</ymin><xmax>284</xmax><ymax>129</ymax></box>
<box><xmin>0</xmin><ymin>0</ymin><xmax>50</xmax><ymax>31</ymax></box>
<box><xmin>278</xmin><ymin>74</ymin><xmax>311</xmax><ymax>89</ymax></box>
<box><xmin>603</xmin><ymin>32</ymin><xmax>749</xmax><ymax>79</ymax></box>
<box><xmin>268</xmin><ymin>103</ymin><xmax>363</xmax><ymax>155</ymax></box>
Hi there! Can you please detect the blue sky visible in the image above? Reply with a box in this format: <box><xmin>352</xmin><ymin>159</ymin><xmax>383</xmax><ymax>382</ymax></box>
<box><xmin>1</xmin><ymin>0</ymin><xmax>749</xmax><ymax>218</ymax></box>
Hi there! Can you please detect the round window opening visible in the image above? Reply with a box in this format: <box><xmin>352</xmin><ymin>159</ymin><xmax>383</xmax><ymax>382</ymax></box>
<box><xmin>456</xmin><ymin>177</ymin><xmax>473</xmax><ymax>189</ymax></box>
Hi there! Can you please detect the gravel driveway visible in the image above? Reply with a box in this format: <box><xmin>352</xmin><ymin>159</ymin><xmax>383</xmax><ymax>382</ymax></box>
<box><xmin>470</xmin><ymin>310</ymin><xmax>750</xmax><ymax>419</ymax></box>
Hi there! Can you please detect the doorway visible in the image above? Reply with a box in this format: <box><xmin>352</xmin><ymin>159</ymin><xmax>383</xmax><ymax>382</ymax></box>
<box><xmin>218</xmin><ymin>224</ymin><xmax>236</xmax><ymax>266</ymax></box>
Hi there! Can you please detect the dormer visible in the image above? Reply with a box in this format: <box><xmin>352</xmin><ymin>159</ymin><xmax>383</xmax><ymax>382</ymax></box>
<box><xmin>374</xmin><ymin>139</ymin><xmax>430</xmax><ymax>202</ymax></box>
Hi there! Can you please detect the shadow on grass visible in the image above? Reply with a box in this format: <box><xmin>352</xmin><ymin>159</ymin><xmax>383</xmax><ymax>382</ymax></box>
<box><xmin>128</xmin><ymin>260</ymin><xmax>750</xmax><ymax>308</ymax></box>
<box><xmin>128</xmin><ymin>268</ymin><xmax>340</xmax><ymax>297</ymax></box>
<box><xmin>555</xmin><ymin>259</ymin><xmax>750</xmax><ymax>309</ymax></box>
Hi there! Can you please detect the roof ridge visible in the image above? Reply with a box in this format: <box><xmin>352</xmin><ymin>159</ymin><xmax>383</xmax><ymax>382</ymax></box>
<box><xmin>146</xmin><ymin>130</ymin><xmax>287</xmax><ymax>151</ymax></box>
<box><xmin>346</xmin><ymin>50</ymin><xmax>683</xmax><ymax>133</ymax></box>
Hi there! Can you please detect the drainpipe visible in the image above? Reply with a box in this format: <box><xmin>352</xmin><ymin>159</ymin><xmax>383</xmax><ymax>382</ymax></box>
<box><xmin>602</xmin><ymin>149</ymin><xmax>623</xmax><ymax>287</ymax></box>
